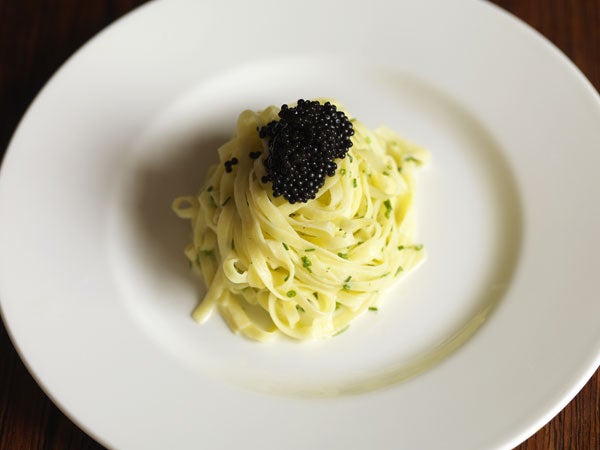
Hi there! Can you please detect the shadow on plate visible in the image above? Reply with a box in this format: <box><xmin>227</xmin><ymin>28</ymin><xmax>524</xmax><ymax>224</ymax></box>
<box><xmin>127</xmin><ymin>126</ymin><xmax>228</xmax><ymax>294</ymax></box>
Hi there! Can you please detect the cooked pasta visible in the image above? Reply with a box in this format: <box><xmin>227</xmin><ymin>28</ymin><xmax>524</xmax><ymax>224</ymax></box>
<box><xmin>172</xmin><ymin>100</ymin><xmax>429</xmax><ymax>341</ymax></box>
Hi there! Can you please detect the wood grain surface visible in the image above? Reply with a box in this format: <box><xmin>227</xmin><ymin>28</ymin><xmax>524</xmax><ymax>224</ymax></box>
<box><xmin>0</xmin><ymin>1</ymin><xmax>598</xmax><ymax>449</ymax></box>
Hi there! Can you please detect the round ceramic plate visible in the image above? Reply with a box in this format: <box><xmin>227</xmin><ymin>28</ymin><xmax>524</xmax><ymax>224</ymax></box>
<box><xmin>1</xmin><ymin>0</ymin><xmax>599</xmax><ymax>449</ymax></box>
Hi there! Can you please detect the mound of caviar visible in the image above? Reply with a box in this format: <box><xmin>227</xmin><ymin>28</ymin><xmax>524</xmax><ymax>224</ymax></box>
<box><xmin>259</xmin><ymin>99</ymin><xmax>354</xmax><ymax>203</ymax></box>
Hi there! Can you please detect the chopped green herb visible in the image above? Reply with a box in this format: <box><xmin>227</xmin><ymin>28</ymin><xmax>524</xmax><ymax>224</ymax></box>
<box><xmin>395</xmin><ymin>266</ymin><xmax>404</xmax><ymax>276</ymax></box>
<box><xmin>208</xmin><ymin>196</ymin><xmax>217</xmax><ymax>208</ymax></box>
<box><xmin>207</xmin><ymin>186</ymin><xmax>213</xmax><ymax>192</ymax></box>
<box><xmin>397</xmin><ymin>245</ymin><xmax>405</xmax><ymax>251</ymax></box>
<box><xmin>344</xmin><ymin>275</ymin><xmax>352</xmax><ymax>282</ymax></box>
<box><xmin>286</xmin><ymin>290</ymin><xmax>297</xmax><ymax>298</ymax></box>
<box><xmin>221</xmin><ymin>196</ymin><xmax>231</xmax><ymax>206</ymax></box>
<box><xmin>302</xmin><ymin>256</ymin><xmax>313</xmax><ymax>273</ymax></box>
<box><xmin>335</xmin><ymin>302</ymin><xmax>341</xmax><ymax>310</ymax></box>
<box><xmin>284</xmin><ymin>274</ymin><xmax>290</xmax><ymax>282</ymax></box>
<box><xmin>380</xmin><ymin>272</ymin><xmax>390</xmax><ymax>278</ymax></box>
<box><xmin>384</xmin><ymin>199</ymin><xmax>392</xmax><ymax>218</ymax></box>
<box><xmin>296</xmin><ymin>305</ymin><xmax>305</xmax><ymax>312</ymax></box>
<box><xmin>365</xmin><ymin>136</ymin><xmax>372</xmax><ymax>144</ymax></box>
<box><xmin>383</xmin><ymin>171</ymin><xmax>391</xmax><ymax>176</ymax></box>
<box><xmin>404</xmin><ymin>156</ymin><xmax>422</xmax><ymax>164</ymax></box>
<box><xmin>348</xmin><ymin>154</ymin><xmax>353</xmax><ymax>163</ymax></box>
<box><xmin>342</xmin><ymin>283</ymin><xmax>351</xmax><ymax>291</ymax></box>
<box><xmin>333</xmin><ymin>325</ymin><xmax>350</xmax><ymax>336</ymax></box>
<box><xmin>352</xmin><ymin>178</ymin><xmax>358</xmax><ymax>188</ymax></box>
<box><xmin>413</xmin><ymin>244</ymin><xmax>424</xmax><ymax>251</ymax></box>
<box><xmin>313</xmin><ymin>292</ymin><xmax>319</xmax><ymax>299</ymax></box>
<box><xmin>231</xmin><ymin>240</ymin><xmax>235</xmax><ymax>250</ymax></box>
<box><xmin>338</xmin><ymin>252</ymin><xmax>349</xmax><ymax>259</ymax></box>
<box><xmin>368</xmin><ymin>306</ymin><xmax>378</xmax><ymax>311</ymax></box>
<box><xmin>282</xmin><ymin>242</ymin><xmax>289</xmax><ymax>250</ymax></box>
<box><xmin>304</xmin><ymin>248</ymin><xmax>316</xmax><ymax>252</ymax></box>
<box><xmin>200</xmin><ymin>249</ymin><xmax>213</xmax><ymax>256</ymax></box>
<box><xmin>340</xmin><ymin>168</ymin><xmax>346</xmax><ymax>175</ymax></box>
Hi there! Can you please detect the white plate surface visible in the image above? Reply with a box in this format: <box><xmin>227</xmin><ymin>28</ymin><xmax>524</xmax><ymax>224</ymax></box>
<box><xmin>1</xmin><ymin>0</ymin><xmax>599</xmax><ymax>449</ymax></box>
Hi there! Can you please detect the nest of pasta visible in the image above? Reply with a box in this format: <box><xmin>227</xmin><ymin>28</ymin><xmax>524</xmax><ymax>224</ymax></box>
<box><xmin>173</xmin><ymin>100</ymin><xmax>429</xmax><ymax>341</ymax></box>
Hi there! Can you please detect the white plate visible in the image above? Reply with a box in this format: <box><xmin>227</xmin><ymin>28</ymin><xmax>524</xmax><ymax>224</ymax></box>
<box><xmin>1</xmin><ymin>0</ymin><xmax>599</xmax><ymax>448</ymax></box>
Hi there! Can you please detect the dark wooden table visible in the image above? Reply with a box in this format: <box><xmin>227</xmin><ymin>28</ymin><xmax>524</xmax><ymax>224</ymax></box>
<box><xmin>1</xmin><ymin>0</ymin><xmax>598</xmax><ymax>448</ymax></box>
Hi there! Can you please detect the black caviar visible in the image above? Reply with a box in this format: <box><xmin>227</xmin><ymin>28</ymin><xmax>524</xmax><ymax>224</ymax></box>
<box><xmin>259</xmin><ymin>99</ymin><xmax>354</xmax><ymax>203</ymax></box>
<box><xmin>249</xmin><ymin>151</ymin><xmax>262</xmax><ymax>159</ymax></box>
<box><xmin>224</xmin><ymin>157</ymin><xmax>238</xmax><ymax>173</ymax></box>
